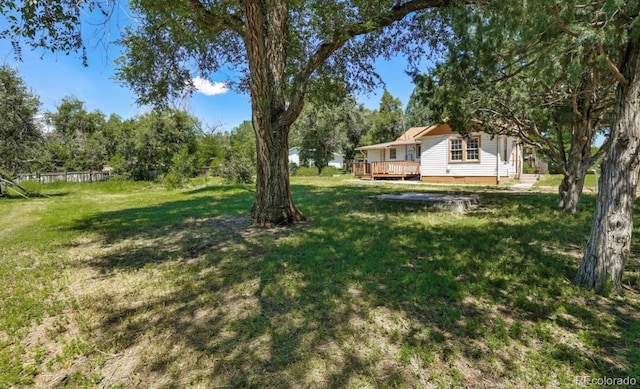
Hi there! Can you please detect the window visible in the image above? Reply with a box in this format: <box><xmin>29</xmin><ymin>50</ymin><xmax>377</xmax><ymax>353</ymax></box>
<box><xmin>389</xmin><ymin>148</ymin><xmax>397</xmax><ymax>159</ymax></box>
<box><xmin>449</xmin><ymin>137</ymin><xmax>481</xmax><ymax>162</ymax></box>
<box><xmin>450</xmin><ymin>139</ymin><xmax>463</xmax><ymax>161</ymax></box>
<box><xmin>466</xmin><ymin>138</ymin><xmax>479</xmax><ymax>161</ymax></box>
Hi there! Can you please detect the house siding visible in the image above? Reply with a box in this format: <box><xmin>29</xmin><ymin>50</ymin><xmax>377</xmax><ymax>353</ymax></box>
<box><xmin>420</xmin><ymin>133</ymin><xmax>517</xmax><ymax>180</ymax></box>
<box><xmin>366</xmin><ymin>149</ymin><xmax>383</xmax><ymax>163</ymax></box>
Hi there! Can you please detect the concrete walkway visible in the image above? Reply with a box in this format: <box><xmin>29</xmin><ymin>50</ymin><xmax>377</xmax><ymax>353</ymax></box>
<box><xmin>511</xmin><ymin>174</ymin><xmax>538</xmax><ymax>191</ymax></box>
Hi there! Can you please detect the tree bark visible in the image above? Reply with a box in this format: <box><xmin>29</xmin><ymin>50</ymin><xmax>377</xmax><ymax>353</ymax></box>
<box><xmin>243</xmin><ymin>0</ymin><xmax>306</xmax><ymax>227</ymax></box>
<box><xmin>557</xmin><ymin>122</ymin><xmax>594</xmax><ymax>213</ymax></box>
<box><xmin>575</xmin><ymin>35</ymin><xmax>640</xmax><ymax>294</ymax></box>
<box><xmin>558</xmin><ymin>171</ymin><xmax>587</xmax><ymax>213</ymax></box>
<box><xmin>252</xmin><ymin>120</ymin><xmax>305</xmax><ymax>227</ymax></box>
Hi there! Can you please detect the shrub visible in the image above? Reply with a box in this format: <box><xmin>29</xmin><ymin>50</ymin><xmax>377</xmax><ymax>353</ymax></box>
<box><xmin>163</xmin><ymin>146</ymin><xmax>197</xmax><ymax>189</ymax></box>
<box><xmin>289</xmin><ymin>162</ymin><xmax>299</xmax><ymax>176</ymax></box>
<box><xmin>163</xmin><ymin>171</ymin><xmax>183</xmax><ymax>190</ymax></box>
<box><xmin>220</xmin><ymin>158</ymin><xmax>254</xmax><ymax>184</ymax></box>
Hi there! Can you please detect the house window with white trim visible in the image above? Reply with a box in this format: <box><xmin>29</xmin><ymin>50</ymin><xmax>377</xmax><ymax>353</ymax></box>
<box><xmin>389</xmin><ymin>148</ymin><xmax>397</xmax><ymax>159</ymax></box>
<box><xmin>449</xmin><ymin>137</ymin><xmax>481</xmax><ymax>162</ymax></box>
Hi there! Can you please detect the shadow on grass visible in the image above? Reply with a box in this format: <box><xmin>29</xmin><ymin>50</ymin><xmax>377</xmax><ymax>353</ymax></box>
<box><xmin>68</xmin><ymin>183</ymin><xmax>639</xmax><ymax>387</ymax></box>
<box><xmin>0</xmin><ymin>192</ymin><xmax>70</xmax><ymax>201</ymax></box>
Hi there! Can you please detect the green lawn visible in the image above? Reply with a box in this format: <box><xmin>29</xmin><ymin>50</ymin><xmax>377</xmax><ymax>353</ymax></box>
<box><xmin>534</xmin><ymin>173</ymin><xmax>599</xmax><ymax>191</ymax></box>
<box><xmin>1</xmin><ymin>177</ymin><xmax>639</xmax><ymax>388</ymax></box>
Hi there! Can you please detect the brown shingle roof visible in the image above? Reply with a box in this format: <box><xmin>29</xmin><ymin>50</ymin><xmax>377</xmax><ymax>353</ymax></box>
<box><xmin>395</xmin><ymin>126</ymin><xmax>430</xmax><ymax>142</ymax></box>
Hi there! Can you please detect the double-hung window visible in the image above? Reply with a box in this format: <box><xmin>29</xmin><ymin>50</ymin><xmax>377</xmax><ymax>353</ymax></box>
<box><xmin>449</xmin><ymin>137</ymin><xmax>480</xmax><ymax>162</ymax></box>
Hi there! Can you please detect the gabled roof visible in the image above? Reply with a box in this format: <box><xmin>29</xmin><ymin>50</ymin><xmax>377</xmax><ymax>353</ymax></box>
<box><xmin>355</xmin><ymin>124</ymin><xmax>451</xmax><ymax>151</ymax></box>
<box><xmin>394</xmin><ymin>126</ymin><xmax>430</xmax><ymax>144</ymax></box>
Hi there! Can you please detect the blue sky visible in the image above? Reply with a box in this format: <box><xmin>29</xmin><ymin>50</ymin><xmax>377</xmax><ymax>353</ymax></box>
<box><xmin>0</xmin><ymin>27</ymin><xmax>423</xmax><ymax>133</ymax></box>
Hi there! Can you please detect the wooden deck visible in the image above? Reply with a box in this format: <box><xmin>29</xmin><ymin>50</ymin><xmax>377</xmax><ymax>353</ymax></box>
<box><xmin>353</xmin><ymin>161</ymin><xmax>420</xmax><ymax>180</ymax></box>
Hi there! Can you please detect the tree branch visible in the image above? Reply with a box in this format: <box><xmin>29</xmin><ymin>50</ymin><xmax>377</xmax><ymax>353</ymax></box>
<box><xmin>589</xmin><ymin>134</ymin><xmax>610</xmax><ymax>165</ymax></box>
<box><xmin>552</xmin><ymin>6</ymin><xmax>579</xmax><ymax>37</ymax></box>
<box><xmin>283</xmin><ymin>0</ymin><xmax>458</xmax><ymax>127</ymax></box>
<box><xmin>187</xmin><ymin>0</ymin><xmax>244</xmax><ymax>37</ymax></box>
<box><xmin>595</xmin><ymin>42</ymin><xmax>629</xmax><ymax>86</ymax></box>
<box><xmin>553</xmin><ymin>5</ymin><xmax>628</xmax><ymax>85</ymax></box>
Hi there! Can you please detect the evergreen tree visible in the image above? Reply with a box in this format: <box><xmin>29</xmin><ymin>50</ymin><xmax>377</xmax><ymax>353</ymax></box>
<box><xmin>421</xmin><ymin>2</ymin><xmax>616</xmax><ymax>213</ymax></box>
<box><xmin>405</xmin><ymin>78</ymin><xmax>435</xmax><ymax>128</ymax></box>
<box><xmin>371</xmin><ymin>90</ymin><xmax>405</xmax><ymax>143</ymax></box>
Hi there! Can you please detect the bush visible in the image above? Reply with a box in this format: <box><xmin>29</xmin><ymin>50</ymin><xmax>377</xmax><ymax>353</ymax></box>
<box><xmin>163</xmin><ymin>171</ymin><xmax>183</xmax><ymax>190</ymax></box>
<box><xmin>163</xmin><ymin>146</ymin><xmax>197</xmax><ymax>189</ymax></box>
<box><xmin>289</xmin><ymin>162</ymin><xmax>299</xmax><ymax>176</ymax></box>
<box><xmin>220</xmin><ymin>159</ymin><xmax>254</xmax><ymax>184</ymax></box>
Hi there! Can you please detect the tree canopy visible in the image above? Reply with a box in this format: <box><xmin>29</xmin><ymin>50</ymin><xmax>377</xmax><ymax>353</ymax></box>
<box><xmin>414</xmin><ymin>0</ymin><xmax>625</xmax><ymax>212</ymax></box>
<box><xmin>1</xmin><ymin>0</ymin><xmax>459</xmax><ymax>226</ymax></box>
<box><xmin>114</xmin><ymin>0</ymin><xmax>455</xmax><ymax>226</ymax></box>
<box><xmin>0</xmin><ymin>65</ymin><xmax>41</xmax><ymax>175</ymax></box>
<box><xmin>369</xmin><ymin>89</ymin><xmax>405</xmax><ymax>144</ymax></box>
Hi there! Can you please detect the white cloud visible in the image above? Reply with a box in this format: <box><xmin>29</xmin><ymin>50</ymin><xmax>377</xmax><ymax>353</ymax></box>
<box><xmin>192</xmin><ymin>77</ymin><xmax>228</xmax><ymax>96</ymax></box>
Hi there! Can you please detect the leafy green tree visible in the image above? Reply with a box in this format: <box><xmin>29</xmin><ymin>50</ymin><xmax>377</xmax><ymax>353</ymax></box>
<box><xmin>339</xmin><ymin>98</ymin><xmax>372</xmax><ymax>171</ymax></box>
<box><xmin>164</xmin><ymin>145</ymin><xmax>197</xmax><ymax>189</ymax></box>
<box><xmin>3</xmin><ymin>0</ymin><xmax>459</xmax><ymax>226</ymax></box>
<box><xmin>293</xmin><ymin>103</ymin><xmax>344</xmax><ymax>174</ymax></box>
<box><xmin>290</xmin><ymin>96</ymin><xmax>370</xmax><ymax>172</ymax></box>
<box><xmin>108</xmin><ymin>109</ymin><xmax>200</xmax><ymax>180</ymax></box>
<box><xmin>0</xmin><ymin>65</ymin><xmax>42</xmax><ymax>176</ymax></box>
<box><xmin>370</xmin><ymin>89</ymin><xmax>405</xmax><ymax>144</ymax></box>
<box><xmin>195</xmin><ymin>131</ymin><xmax>228</xmax><ymax>176</ymax></box>
<box><xmin>222</xmin><ymin>121</ymin><xmax>256</xmax><ymax>184</ymax></box>
<box><xmin>112</xmin><ymin>1</ymin><xmax>456</xmax><ymax>227</ymax></box>
<box><xmin>101</xmin><ymin>114</ymin><xmax>125</xmax><ymax>159</ymax></box>
<box><xmin>43</xmin><ymin>96</ymin><xmax>107</xmax><ymax>171</ymax></box>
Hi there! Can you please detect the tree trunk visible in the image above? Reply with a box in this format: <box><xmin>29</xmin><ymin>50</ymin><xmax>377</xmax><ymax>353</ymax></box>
<box><xmin>557</xmin><ymin>124</ymin><xmax>593</xmax><ymax>213</ymax></box>
<box><xmin>575</xmin><ymin>36</ymin><xmax>640</xmax><ymax>294</ymax></box>
<box><xmin>251</xmin><ymin>120</ymin><xmax>305</xmax><ymax>227</ymax></box>
<box><xmin>243</xmin><ymin>0</ymin><xmax>306</xmax><ymax>227</ymax></box>
<box><xmin>557</xmin><ymin>171</ymin><xmax>587</xmax><ymax>213</ymax></box>
<box><xmin>557</xmin><ymin>61</ymin><xmax>603</xmax><ymax>213</ymax></box>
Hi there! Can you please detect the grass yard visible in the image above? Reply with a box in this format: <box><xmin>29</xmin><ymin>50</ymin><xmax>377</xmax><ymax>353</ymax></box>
<box><xmin>1</xmin><ymin>177</ymin><xmax>639</xmax><ymax>388</ymax></box>
<box><xmin>534</xmin><ymin>173</ymin><xmax>599</xmax><ymax>192</ymax></box>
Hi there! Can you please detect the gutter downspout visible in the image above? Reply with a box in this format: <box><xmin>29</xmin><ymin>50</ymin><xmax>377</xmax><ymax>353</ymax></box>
<box><xmin>496</xmin><ymin>136</ymin><xmax>500</xmax><ymax>185</ymax></box>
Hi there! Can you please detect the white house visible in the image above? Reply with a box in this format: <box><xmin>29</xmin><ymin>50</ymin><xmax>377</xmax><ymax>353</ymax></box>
<box><xmin>288</xmin><ymin>147</ymin><xmax>344</xmax><ymax>169</ymax></box>
<box><xmin>354</xmin><ymin>124</ymin><xmax>522</xmax><ymax>184</ymax></box>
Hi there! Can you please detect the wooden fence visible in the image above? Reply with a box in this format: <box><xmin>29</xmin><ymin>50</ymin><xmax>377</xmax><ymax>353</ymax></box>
<box><xmin>16</xmin><ymin>171</ymin><xmax>111</xmax><ymax>184</ymax></box>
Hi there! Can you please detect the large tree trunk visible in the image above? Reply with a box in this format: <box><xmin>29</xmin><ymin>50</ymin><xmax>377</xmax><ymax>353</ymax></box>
<box><xmin>243</xmin><ymin>0</ymin><xmax>306</xmax><ymax>227</ymax></box>
<box><xmin>574</xmin><ymin>36</ymin><xmax>640</xmax><ymax>294</ymax></box>
<box><xmin>251</xmin><ymin>120</ymin><xmax>305</xmax><ymax>227</ymax></box>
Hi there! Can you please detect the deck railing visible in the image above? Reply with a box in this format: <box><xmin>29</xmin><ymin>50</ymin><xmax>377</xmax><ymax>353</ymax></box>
<box><xmin>353</xmin><ymin>161</ymin><xmax>420</xmax><ymax>177</ymax></box>
<box><xmin>353</xmin><ymin>162</ymin><xmax>371</xmax><ymax>176</ymax></box>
